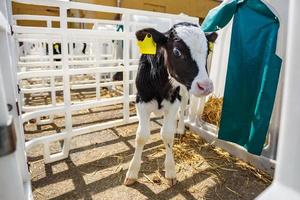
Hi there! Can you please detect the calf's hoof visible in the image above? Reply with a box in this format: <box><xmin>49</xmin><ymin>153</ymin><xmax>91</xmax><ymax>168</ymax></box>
<box><xmin>124</xmin><ymin>177</ymin><xmax>137</xmax><ymax>186</ymax></box>
<box><xmin>166</xmin><ymin>178</ymin><xmax>177</xmax><ymax>187</ymax></box>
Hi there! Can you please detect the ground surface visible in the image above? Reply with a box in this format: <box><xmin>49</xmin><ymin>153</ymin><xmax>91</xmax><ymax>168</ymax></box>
<box><xmin>26</xmin><ymin>119</ymin><xmax>272</xmax><ymax>200</ymax></box>
<box><xmin>23</xmin><ymin>88</ymin><xmax>272</xmax><ymax>200</ymax></box>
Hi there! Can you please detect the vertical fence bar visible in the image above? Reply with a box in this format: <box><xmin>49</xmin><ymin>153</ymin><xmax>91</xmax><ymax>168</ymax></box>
<box><xmin>122</xmin><ymin>13</ymin><xmax>130</xmax><ymax>123</ymax></box>
<box><xmin>70</xmin><ymin>38</ymin><xmax>74</xmax><ymax>62</ymax></box>
<box><xmin>48</xmin><ymin>20</ymin><xmax>55</xmax><ymax>123</ymax></box>
<box><xmin>196</xmin><ymin>97</ymin><xmax>206</xmax><ymax>121</ymax></box>
<box><xmin>59</xmin><ymin>5</ymin><xmax>72</xmax><ymax>161</ymax></box>
<box><xmin>132</xmin><ymin>70</ymin><xmax>137</xmax><ymax>94</ymax></box>
<box><xmin>188</xmin><ymin>96</ymin><xmax>199</xmax><ymax>124</ymax></box>
<box><xmin>95</xmin><ymin>39</ymin><xmax>101</xmax><ymax>100</ymax></box>
<box><xmin>96</xmin><ymin>72</ymin><xmax>100</xmax><ymax>100</ymax></box>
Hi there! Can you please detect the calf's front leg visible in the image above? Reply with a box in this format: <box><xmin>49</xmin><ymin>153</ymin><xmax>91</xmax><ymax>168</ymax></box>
<box><xmin>124</xmin><ymin>103</ymin><xmax>151</xmax><ymax>186</ymax></box>
<box><xmin>161</xmin><ymin>100</ymin><xmax>180</xmax><ymax>186</ymax></box>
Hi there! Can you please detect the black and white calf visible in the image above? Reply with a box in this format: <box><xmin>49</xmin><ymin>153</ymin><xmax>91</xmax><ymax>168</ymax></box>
<box><xmin>124</xmin><ymin>22</ymin><xmax>217</xmax><ymax>186</ymax></box>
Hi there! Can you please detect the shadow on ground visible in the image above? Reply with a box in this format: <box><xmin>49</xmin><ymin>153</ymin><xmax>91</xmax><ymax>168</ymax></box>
<box><xmin>28</xmin><ymin>119</ymin><xmax>271</xmax><ymax>200</ymax></box>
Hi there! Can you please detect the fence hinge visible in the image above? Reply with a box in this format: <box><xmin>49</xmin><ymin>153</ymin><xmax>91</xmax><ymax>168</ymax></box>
<box><xmin>10</xmin><ymin>25</ymin><xmax>14</xmax><ymax>36</ymax></box>
<box><xmin>7</xmin><ymin>104</ymin><xmax>13</xmax><ymax>112</ymax></box>
<box><xmin>15</xmin><ymin>101</ymin><xmax>20</xmax><ymax>116</ymax></box>
<box><xmin>0</xmin><ymin>120</ymin><xmax>17</xmax><ymax>157</ymax></box>
<box><xmin>17</xmin><ymin>84</ymin><xmax>20</xmax><ymax>94</ymax></box>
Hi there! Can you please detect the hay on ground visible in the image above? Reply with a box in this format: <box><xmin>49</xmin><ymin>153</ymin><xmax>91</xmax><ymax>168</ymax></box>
<box><xmin>201</xmin><ymin>96</ymin><xmax>223</xmax><ymax>126</ymax></box>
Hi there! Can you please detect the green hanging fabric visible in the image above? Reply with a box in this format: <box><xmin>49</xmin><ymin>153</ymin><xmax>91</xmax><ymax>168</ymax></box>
<box><xmin>202</xmin><ymin>0</ymin><xmax>238</xmax><ymax>32</ymax></box>
<box><xmin>202</xmin><ymin>0</ymin><xmax>282</xmax><ymax>155</ymax></box>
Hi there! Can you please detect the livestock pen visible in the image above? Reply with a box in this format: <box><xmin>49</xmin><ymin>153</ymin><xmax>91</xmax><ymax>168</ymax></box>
<box><xmin>0</xmin><ymin>0</ymin><xmax>299</xmax><ymax>200</ymax></box>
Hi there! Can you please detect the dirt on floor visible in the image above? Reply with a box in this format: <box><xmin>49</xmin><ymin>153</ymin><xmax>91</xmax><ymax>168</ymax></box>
<box><xmin>26</xmin><ymin>119</ymin><xmax>272</xmax><ymax>200</ymax></box>
<box><xmin>23</xmin><ymin>88</ymin><xmax>272</xmax><ymax>200</ymax></box>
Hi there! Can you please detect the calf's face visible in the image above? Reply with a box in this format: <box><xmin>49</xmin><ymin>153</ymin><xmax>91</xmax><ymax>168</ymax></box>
<box><xmin>136</xmin><ymin>23</ymin><xmax>217</xmax><ymax>97</ymax></box>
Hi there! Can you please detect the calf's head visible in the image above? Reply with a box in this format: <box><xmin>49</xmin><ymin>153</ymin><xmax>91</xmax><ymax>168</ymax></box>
<box><xmin>136</xmin><ymin>22</ymin><xmax>217</xmax><ymax>97</ymax></box>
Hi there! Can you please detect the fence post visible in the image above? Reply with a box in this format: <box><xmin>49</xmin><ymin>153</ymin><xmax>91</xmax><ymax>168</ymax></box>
<box><xmin>257</xmin><ymin>0</ymin><xmax>300</xmax><ymax>199</ymax></box>
<box><xmin>0</xmin><ymin>66</ymin><xmax>25</xmax><ymax>200</ymax></box>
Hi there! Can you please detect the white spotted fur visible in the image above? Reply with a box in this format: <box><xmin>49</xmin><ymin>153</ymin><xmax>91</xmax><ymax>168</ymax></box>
<box><xmin>175</xmin><ymin>25</ymin><xmax>212</xmax><ymax>96</ymax></box>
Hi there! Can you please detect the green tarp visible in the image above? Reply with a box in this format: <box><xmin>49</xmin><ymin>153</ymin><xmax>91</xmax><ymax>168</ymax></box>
<box><xmin>202</xmin><ymin>0</ymin><xmax>282</xmax><ymax>155</ymax></box>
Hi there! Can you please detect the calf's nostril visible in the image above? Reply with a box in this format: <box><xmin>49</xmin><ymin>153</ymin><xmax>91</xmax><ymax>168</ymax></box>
<box><xmin>197</xmin><ymin>83</ymin><xmax>205</xmax><ymax>91</ymax></box>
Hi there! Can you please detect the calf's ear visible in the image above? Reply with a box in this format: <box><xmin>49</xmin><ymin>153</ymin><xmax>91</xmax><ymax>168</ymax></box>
<box><xmin>136</xmin><ymin>28</ymin><xmax>167</xmax><ymax>45</ymax></box>
<box><xmin>205</xmin><ymin>32</ymin><xmax>218</xmax><ymax>43</ymax></box>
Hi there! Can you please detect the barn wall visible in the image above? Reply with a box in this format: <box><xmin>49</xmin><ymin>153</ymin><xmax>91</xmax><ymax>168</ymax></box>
<box><xmin>12</xmin><ymin>0</ymin><xmax>220</xmax><ymax>27</ymax></box>
<box><xmin>72</xmin><ymin>0</ymin><xmax>220</xmax><ymax>20</ymax></box>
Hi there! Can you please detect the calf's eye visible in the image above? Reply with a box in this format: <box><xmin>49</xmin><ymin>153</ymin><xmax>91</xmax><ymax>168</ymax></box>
<box><xmin>173</xmin><ymin>47</ymin><xmax>181</xmax><ymax>57</ymax></box>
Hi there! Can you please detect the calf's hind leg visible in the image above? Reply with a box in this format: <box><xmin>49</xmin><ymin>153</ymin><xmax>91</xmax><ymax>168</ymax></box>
<box><xmin>124</xmin><ymin>103</ymin><xmax>151</xmax><ymax>186</ymax></box>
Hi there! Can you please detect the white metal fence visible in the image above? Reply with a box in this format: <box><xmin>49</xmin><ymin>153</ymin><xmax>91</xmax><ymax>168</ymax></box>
<box><xmin>12</xmin><ymin>0</ymin><xmax>198</xmax><ymax>164</ymax></box>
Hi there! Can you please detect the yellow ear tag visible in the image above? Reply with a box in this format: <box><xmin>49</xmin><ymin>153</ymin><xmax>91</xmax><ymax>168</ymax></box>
<box><xmin>208</xmin><ymin>42</ymin><xmax>214</xmax><ymax>52</ymax></box>
<box><xmin>137</xmin><ymin>34</ymin><xmax>157</xmax><ymax>55</ymax></box>
<box><xmin>54</xmin><ymin>43</ymin><xmax>59</xmax><ymax>49</ymax></box>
